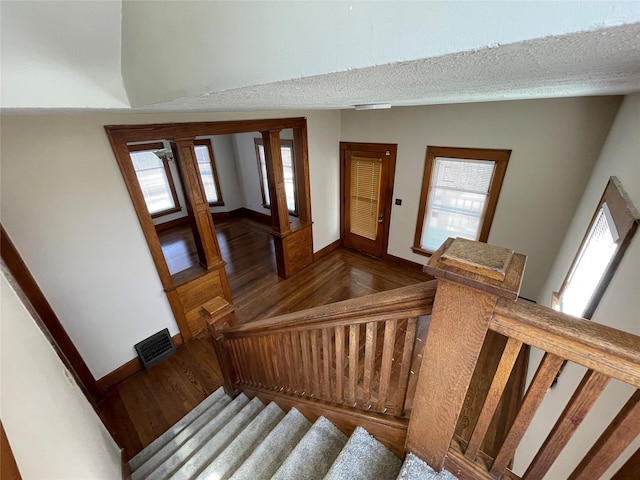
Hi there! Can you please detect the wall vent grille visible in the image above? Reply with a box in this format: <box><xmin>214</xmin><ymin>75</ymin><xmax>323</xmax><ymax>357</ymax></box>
<box><xmin>134</xmin><ymin>328</ymin><xmax>176</xmax><ymax>368</ymax></box>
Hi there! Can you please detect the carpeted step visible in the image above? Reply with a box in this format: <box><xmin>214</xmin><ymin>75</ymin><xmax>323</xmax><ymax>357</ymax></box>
<box><xmin>396</xmin><ymin>453</ymin><xmax>458</xmax><ymax>480</ymax></box>
<box><xmin>193</xmin><ymin>402</ymin><xmax>285</xmax><ymax>480</ymax></box>
<box><xmin>271</xmin><ymin>416</ymin><xmax>348</xmax><ymax>480</ymax></box>
<box><xmin>323</xmin><ymin>426</ymin><xmax>402</xmax><ymax>480</ymax></box>
<box><xmin>143</xmin><ymin>393</ymin><xmax>250</xmax><ymax>480</ymax></box>
<box><xmin>129</xmin><ymin>387</ymin><xmax>226</xmax><ymax>472</ymax></box>
<box><xmin>131</xmin><ymin>391</ymin><xmax>232</xmax><ymax>480</ymax></box>
<box><xmin>168</xmin><ymin>397</ymin><xmax>265</xmax><ymax>479</ymax></box>
<box><xmin>229</xmin><ymin>407</ymin><xmax>312</xmax><ymax>480</ymax></box>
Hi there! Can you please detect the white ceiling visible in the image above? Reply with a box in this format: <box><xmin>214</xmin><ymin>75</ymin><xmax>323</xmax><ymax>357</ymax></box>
<box><xmin>2</xmin><ymin>1</ymin><xmax>639</xmax><ymax>112</ymax></box>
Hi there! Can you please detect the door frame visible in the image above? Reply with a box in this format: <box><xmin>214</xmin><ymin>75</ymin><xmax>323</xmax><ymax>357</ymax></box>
<box><xmin>340</xmin><ymin>142</ymin><xmax>397</xmax><ymax>259</ymax></box>
<box><xmin>105</xmin><ymin>118</ymin><xmax>313</xmax><ymax>341</ymax></box>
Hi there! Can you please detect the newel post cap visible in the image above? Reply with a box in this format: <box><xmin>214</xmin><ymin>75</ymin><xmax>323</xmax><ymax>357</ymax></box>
<box><xmin>424</xmin><ymin>238</ymin><xmax>527</xmax><ymax>301</ymax></box>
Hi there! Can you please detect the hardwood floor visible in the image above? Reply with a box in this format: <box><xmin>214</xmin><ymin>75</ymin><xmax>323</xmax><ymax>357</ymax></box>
<box><xmin>100</xmin><ymin>218</ymin><xmax>432</xmax><ymax>461</ymax></box>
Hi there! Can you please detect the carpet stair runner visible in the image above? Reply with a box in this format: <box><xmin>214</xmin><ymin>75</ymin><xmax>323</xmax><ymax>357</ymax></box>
<box><xmin>129</xmin><ymin>387</ymin><xmax>458</xmax><ymax>480</ymax></box>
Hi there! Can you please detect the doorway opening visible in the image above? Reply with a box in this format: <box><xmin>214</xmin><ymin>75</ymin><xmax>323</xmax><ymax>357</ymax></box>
<box><xmin>106</xmin><ymin>118</ymin><xmax>313</xmax><ymax>341</ymax></box>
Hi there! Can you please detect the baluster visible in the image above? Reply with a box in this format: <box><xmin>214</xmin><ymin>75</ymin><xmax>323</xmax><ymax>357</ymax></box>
<box><xmin>568</xmin><ymin>390</ymin><xmax>640</xmax><ymax>480</ymax></box>
<box><xmin>377</xmin><ymin>319</ymin><xmax>397</xmax><ymax>412</ymax></box>
<box><xmin>363</xmin><ymin>322</ymin><xmax>378</xmax><ymax>408</ymax></box>
<box><xmin>335</xmin><ymin>325</ymin><xmax>345</xmax><ymax>403</ymax></box>
<box><xmin>322</xmin><ymin>328</ymin><xmax>332</xmax><ymax>401</ymax></box>
<box><xmin>466</xmin><ymin>337</ymin><xmax>523</xmax><ymax>460</ymax></box>
<box><xmin>348</xmin><ymin>324</ymin><xmax>360</xmax><ymax>405</ymax></box>
<box><xmin>310</xmin><ymin>330</ymin><xmax>321</xmax><ymax>398</ymax></box>
<box><xmin>395</xmin><ymin>317</ymin><xmax>417</xmax><ymax>416</ymax></box>
<box><xmin>300</xmin><ymin>330</ymin><xmax>312</xmax><ymax>395</ymax></box>
<box><xmin>282</xmin><ymin>332</ymin><xmax>295</xmax><ymax>393</ymax></box>
<box><xmin>490</xmin><ymin>352</ymin><xmax>565</xmax><ymax>477</ymax></box>
<box><xmin>290</xmin><ymin>331</ymin><xmax>304</xmax><ymax>394</ymax></box>
<box><xmin>524</xmin><ymin>369</ymin><xmax>610</xmax><ymax>479</ymax></box>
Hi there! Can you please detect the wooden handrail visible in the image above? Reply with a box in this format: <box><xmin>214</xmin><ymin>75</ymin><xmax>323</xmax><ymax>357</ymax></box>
<box><xmin>223</xmin><ymin>281</ymin><xmax>437</xmax><ymax>337</ymax></box>
<box><xmin>492</xmin><ymin>298</ymin><xmax>640</xmax><ymax>388</ymax></box>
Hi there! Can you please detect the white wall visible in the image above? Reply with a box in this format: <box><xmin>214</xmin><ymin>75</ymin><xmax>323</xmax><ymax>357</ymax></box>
<box><xmin>0</xmin><ymin>110</ymin><xmax>340</xmax><ymax>378</ymax></box>
<box><xmin>513</xmin><ymin>94</ymin><xmax>640</xmax><ymax>479</ymax></box>
<box><xmin>232</xmin><ymin>132</ymin><xmax>272</xmax><ymax>217</ymax></box>
<box><xmin>120</xmin><ymin>1</ymin><xmax>640</xmax><ymax>106</ymax></box>
<box><xmin>340</xmin><ymin>97</ymin><xmax>621</xmax><ymax>299</ymax></box>
<box><xmin>1</xmin><ymin>0</ymin><xmax>129</xmax><ymax>109</ymax></box>
<box><xmin>0</xmin><ymin>271</ymin><xmax>121</xmax><ymax>479</ymax></box>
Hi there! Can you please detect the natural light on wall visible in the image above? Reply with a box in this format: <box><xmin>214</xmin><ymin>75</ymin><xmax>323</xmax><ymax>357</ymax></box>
<box><xmin>560</xmin><ymin>203</ymin><xmax>618</xmax><ymax>317</ymax></box>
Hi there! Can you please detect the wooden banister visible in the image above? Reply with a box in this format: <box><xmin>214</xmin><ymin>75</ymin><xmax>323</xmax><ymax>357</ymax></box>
<box><xmin>210</xmin><ymin>236</ymin><xmax>638</xmax><ymax>479</ymax></box>
<box><xmin>405</xmin><ymin>237</ymin><xmax>640</xmax><ymax>480</ymax></box>
<box><xmin>492</xmin><ymin>299</ymin><xmax>640</xmax><ymax>388</ymax></box>
<box><xmin>223</xmin><ymin>281</ymin><xmax>437</xmax><ymax>336</ymax></box>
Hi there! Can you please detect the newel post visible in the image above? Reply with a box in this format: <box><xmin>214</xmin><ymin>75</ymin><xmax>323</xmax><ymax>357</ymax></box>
<box><xmin>201</xmin><ymin>297</ymin><xmax>239</xmax><ymax>397</ymax></box>
<box><xmin>405</xmin><ymin>238</ymin><xmax>526</xmax><ymax>471</ymax></box>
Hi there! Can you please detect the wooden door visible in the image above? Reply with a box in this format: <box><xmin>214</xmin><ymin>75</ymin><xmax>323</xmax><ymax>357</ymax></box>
<box><xmin>341</xmin><ymin>142</ymin><xmax>397</xmax><ymax>258</ymax></box>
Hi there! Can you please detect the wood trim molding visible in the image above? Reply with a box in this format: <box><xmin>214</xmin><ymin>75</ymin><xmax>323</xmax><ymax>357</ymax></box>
<box><xmin>96</xmin><ymin>334</ymin><xmax>183</xmax><ymax>393</ymax></box>
<box><xmin>1</xmin><ymin>421</ymin><xmax>22</xmax><ymax>480</ymax></box>
<box><xmin>385</xmin><ymin>254</ymin><xmax>432</xmax><ymax>276</ymax></box>
<box><xmin>313</xmin><ymin>239</ymin><xmax>342</xmax><ymax>261</ymax></box>
<box><xmin>239</xmin><ymin>207</ymin><xmax>272</xmax><ymax>226</ymax></box>
<box><xmin>153</xmin><ymin>216</ymin><xmax>190</xmax><ymax>233</ymax></box>
<box><xmin>0</xmin><ymin>225</ymin><xmax>102</xmax><ymax>404</ymax></box>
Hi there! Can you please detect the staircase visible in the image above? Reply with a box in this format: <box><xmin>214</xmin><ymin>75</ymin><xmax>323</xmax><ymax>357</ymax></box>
<box><xmin>128</xmin><ymin>388</ymin><xmax>457</xmax><ymax>480</ymax></box>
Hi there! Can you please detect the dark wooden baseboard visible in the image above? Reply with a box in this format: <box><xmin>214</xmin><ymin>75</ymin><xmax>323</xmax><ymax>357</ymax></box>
<box><xmin>97</xmin><ymin>333</ymin><xmax>183</xmax><ymax>394</ymax></box>
<box><xmin>211</xmin><ymin>208</ymin><xmax>245</xmax><ymax>222</ymax></box>
<box><xmin>239</xmin><ymin>208</ymin><xmax>272</xmax><ymax>226</ymax></box>
<box><xmin>313</xmin><ymin>239</ymin><xmax>342</xmax><ymax>261</ymax></box>
<box><xmin>121</xmin><ymin>448</ymin><xmax>131</xmax><ymax>480</ymax></box>
<box><xmin>153</xmin><ymin>216</ymin><xmax>189</xmax><ymax>233</ymax></box>
<box><xmin>243</xmin><ymin>386</ymin><xmax>408</xmax><ymax>458</ymax></box>
<box><xmin>385</xmin><ymin>253</ymin><xmax>430</xmax><ymax>275</ymax></box>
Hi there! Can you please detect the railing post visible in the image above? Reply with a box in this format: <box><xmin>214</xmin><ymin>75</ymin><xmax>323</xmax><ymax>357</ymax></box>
<box><xmin>201</xmin><ymin>297</ymin><xmax>239</xmax><ymax>397</ymax></box>
<box><xmin>405</xmin><ymin>238</ymin><xmax>526</xmax><ymax>471</ymax></box>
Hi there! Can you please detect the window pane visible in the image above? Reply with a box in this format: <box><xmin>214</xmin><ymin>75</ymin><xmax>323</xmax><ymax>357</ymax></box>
<box><xmin>194</xmin><ymin>145</ymin><xmax>219</xmax><ymax>203</ymax></box>
<box><xmin>257</xmin><ymin>142</ymin><xmax>296</xmax><ymax>212</ymax></box>
<box><xmin>421</xmin><ymin>158</ymin><xmax>494</xmax><ymax>251</ymax></box>
<box><xmin>281</xmin><ymin>145</ymin><xmax>296</xmax><ymax>212</ymax></box>
<box><xmin>257</xmin><ymin>144</ymin><xmax>270</xmax><ymax>206</ymax></box>
<box><xmin>130</xmin><ymin>151</ymin><xmax>176</xmax><ymax>214</ymax></box>
<box><xmin>561</xmin><ymin>205</ymin><xmax>617</xmax><ymax>317</ymax></box>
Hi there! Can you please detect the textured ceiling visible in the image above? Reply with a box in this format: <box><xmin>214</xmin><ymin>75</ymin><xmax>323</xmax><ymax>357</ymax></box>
<box><xmin>141</xmin><ymin>23</ymin><xmax>640</xmax><ymax>112</ymax></box>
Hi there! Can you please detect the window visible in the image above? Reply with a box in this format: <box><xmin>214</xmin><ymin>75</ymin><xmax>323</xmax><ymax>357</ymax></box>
<box><xmin>129</xmin><ymin>142</ymin><xmax>181</xmax><ymax>217</ymax></box>
<box><xmin>413</xmin><ymin>146</ymin><xmax>510</xmax><ymax>255</ymax></box>
<box><xmin>194</xmin><ymin>139</ymin><xmax>224</xmax><ymax>206</ymax></box>
<box><xmin>555</xmin><ymin>177</ymin><xmax>638</xmax><ymax>319</ymax></box>
<box><xmin>254</xmin><ymin>138</ymin><xmax>297</xmax><ymax>215</ymax></box>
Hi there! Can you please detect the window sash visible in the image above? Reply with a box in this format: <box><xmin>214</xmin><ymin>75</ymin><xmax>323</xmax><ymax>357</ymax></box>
<box><xmin>413</xmin><ymin>147</ymin><xmax>509</xmax><ymax>256</ymax></box>
<box><xmin>255</xmin><ymin>138</ymin><xmax>297</xmax><ymax>215</ymax></box>
<box><xmin>193</xmin><ymin>140</ymin><xmax>223</xmax><ymax>206</ymax></box>
<box><xmin>130</xmin><ymin>148</ymin><xmax>180</xmax><ymax>216</ymax></box>
<box><xmin>556</xmin><ymin>177</ymin><xmax>639</xmax><ymax>319</ymax></box>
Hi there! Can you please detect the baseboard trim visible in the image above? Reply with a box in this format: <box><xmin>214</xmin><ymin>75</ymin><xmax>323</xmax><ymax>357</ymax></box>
<box><xmin>313</xmin><ymin>239</ymin><xmax>342</xmax><ymax>261</ymax></box>
<box><xmin>153</xmin><ymin>216</ymin><xmax>189</xmax><ymax>233</ymax></box>
<box><xmin>211</xmin><ymin>208</ymin><xmax>245</xmax><ymax>222</ymax></box>
<box><xmin>97</xmin><ymin>333</ymin><xmax>183</xmax><ymax>394</ymax></box>
<box><xmin>121</xmin><ymin>448</ymin><xmax>131</xmax><ymax>480</ymax></box>
<box><xmin>239</xmin><ymin>208</ymin><xmax>272</xmax><ymax>226</ymax></box>
<box><xmin>385</xmin><ymin>253</ymin><xmax>429</xmax><ymax>274</ymax></box>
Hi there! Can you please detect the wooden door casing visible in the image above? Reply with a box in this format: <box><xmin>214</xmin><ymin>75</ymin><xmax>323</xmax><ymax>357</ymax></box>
<box><xmin>341</xmin><ymin>142</ymin><xmax>397</xmax><ymax>259</ymax></box>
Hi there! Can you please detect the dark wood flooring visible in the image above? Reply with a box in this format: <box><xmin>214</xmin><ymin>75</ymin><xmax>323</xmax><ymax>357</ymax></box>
<box><xmin>99</xmin><ymin>218</ymin><xmax>432</xmax><ymax>460</ymax></box>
